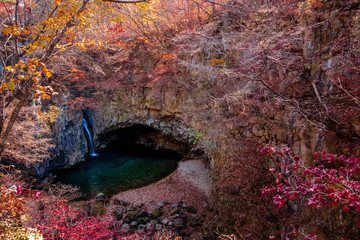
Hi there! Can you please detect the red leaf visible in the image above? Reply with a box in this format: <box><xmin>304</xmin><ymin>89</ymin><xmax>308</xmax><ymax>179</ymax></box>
<box><xmin>273</xmin><ymin>195</ymin><xmax>285</xmax><ymax>208</ymax></box>
<box><xmin>343</xmin><ymin>206</ymin><xmax>351</xmax><ymax>212</ymax></box>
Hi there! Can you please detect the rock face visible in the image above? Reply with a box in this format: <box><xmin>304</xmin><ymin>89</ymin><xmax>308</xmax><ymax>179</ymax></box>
<box><xmin>88</xmin><ymin>81</ymin><xmax>194</xmax><ymax>152</ymax></box>
<box><xmin>35</xmin><ymin>89</ymin><xmax>88</xmax><ymax>176</ymax></box>
<box><xmin>35</xmin><ymin>87</ymin><xmax>195</xmax><ymax>176</ymax></box>
<box><xmin>351</xmin><ymin>119</ymin><xmax>360</xmax><ymax>137</ymax></box>
<box><xmin>92</xmin><ymin>111</ymin><xmax>193</xmax><ymax>153</ymax></box>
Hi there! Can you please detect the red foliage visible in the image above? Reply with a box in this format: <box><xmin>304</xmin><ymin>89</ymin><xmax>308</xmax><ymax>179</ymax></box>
<box><xmin>68</xmin><ymin>97</ymin><xmax>97</xmax><ymax>110</ymax></box>
<box><xmin>35</xmin><ymin>200</ymin><xmax>150</xmax><ymax>240</ymax></box>
<box><xmin>108</xmin><ymin>23</ymin><xmax>125</xmax><ymax>33</ymax></box>
<box><xmin>261</xmin><ymin>144</ymin><xmax>360</xmax><ymax>239</ymax></box>
<box><xmin>36</xmin><ymin>201</ymin><xmax>113</xmax><ymax>239</ymax></box>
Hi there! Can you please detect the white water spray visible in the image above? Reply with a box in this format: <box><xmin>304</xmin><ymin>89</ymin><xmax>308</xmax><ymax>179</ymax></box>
<box><xmin>82</xmin><ymin>118</ymin><xmax>99</xmax><ymax>157</ymax></box>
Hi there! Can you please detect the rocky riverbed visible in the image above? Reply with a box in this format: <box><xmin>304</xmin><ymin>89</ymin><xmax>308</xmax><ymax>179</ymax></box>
<box><xmin>109</xmin><ymin>158</ymin><xmax>213</xmax><ymax>239</ymax></box>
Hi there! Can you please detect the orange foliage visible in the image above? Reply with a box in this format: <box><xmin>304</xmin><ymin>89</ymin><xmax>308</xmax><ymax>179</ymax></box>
<box><xmin>0</xmin><ymin>165</ymin><xmax>26</xmax><ymax>239</ymax></box>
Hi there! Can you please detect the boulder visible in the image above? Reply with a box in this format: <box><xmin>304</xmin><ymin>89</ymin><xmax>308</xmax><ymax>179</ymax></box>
<box><xmin>170</xmin><ymin>207</ymin><xmax>180</xmax><ymax>216</ymax></box>
<box><xmin>151</xmin><ymin>208</ymin><xmax>163</xmax><ymax>218</ymax></box>
<box><xmin>125</xmin><ymin>211</ymin><xmax>138</xmax><ymax>221</ymax></box>
<box><xmin>94</xmin><ymin>193</ymin><xmax>105</xmax><ymax>201</ymax></box>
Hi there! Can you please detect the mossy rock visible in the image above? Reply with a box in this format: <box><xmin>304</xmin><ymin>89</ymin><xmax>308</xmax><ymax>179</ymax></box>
<box><xmin>152</xmin><ymin>207</ymin><xmax>163</xmax><ymax>218</ymax></box>
<box><xmin>125</xmin><ymin>211</ymin><xmax>138</xmax><ymax>221</ymax></box>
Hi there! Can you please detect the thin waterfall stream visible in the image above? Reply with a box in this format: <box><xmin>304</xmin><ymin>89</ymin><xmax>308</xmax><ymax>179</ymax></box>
<box><xmin>82</xmin><ymin>118</ymin><xmax>99</xmax><ymax>157</ymax></box>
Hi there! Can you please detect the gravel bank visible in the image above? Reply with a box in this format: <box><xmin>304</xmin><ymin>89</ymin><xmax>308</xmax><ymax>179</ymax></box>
<box><xmin>111</xmin><ymin>159</ymin><xmax>212</xmax><ymax>213</ymax></box>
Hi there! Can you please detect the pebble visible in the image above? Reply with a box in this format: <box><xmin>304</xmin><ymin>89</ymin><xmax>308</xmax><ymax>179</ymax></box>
<box><xmin>138</xmin><ymin>218</ymin><xmax>145</xmax><ymax>224</ymax></box>
<box><xmin>146</xmin><ymin>222</ymin><xmax>154</xmax><ymax>231</ymax></box>
<box><xmin>162</xmin><ymin>218</ymin><xmax>170</xmax><ymax>225</ymax></box>
<box><xmin>155</xmin><ymin>224</ymin><xmax>163</xmax><ymax>230</ymax></box>
<box><xmin>137</xmin><ymin>229</ymin><xmax>145</xmax><ymax>234</ymax></box>
<box><xmin>138</xmin><ymin>224</ymin><xmax>146</xmax><ymax>230</ymax></box>
<box><xmin>110</xmin><ymin>200</ymin><xmax>201</xmax><ymax>235</ymax></box>
<box><xmin>186</xmin><ymin>206</ymin><xmax>197</xmax><ymax>214</ymax></box>
<box><xmin>138</xmin><ymin>210</ymin><xmax>148</xmax><ymax>218</ymax></box>
<box><xmin>127</xmin><ymin>206</ymin><xmax>136</xmax><ymax>212</ymax></box>
<box><xmin>170</xmin><ymin>206</ymin><xmax>180</xmax><ymax>215</ymax></box>
<box><xmin>123</xmin><ymin>218</ymin><xmax>131</xmax><ymax>224</ymax></box>
<box><xmin>189</xmin><ymin>217</ymin><xmax>200</xmax><ymax>227</ymax></box>
<box><xmin>112</xmin><ymin>199</ymin><xmax>129</xmax><ymax>206</ymax></box>
<box><xmin>112</xmin><ymin>207</ymin><xmax>124</xmax><ymax>220</ymax></box>
<box><xmin>122</xmin><ymin>223</ymin><xmax>130</xmax><ymax>231</ymax></box>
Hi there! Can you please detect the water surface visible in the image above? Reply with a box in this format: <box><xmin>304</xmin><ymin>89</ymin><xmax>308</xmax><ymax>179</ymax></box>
<box><xmin>55</xmin><ymin>143</ymin><xmax>179</xmax><ymax>198</ymax></box>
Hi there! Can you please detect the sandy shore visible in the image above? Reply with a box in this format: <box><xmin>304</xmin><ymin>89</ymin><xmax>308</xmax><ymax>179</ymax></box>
<box><xmin>111</xmin><ymin>159</ymin><xmax>212</xmax><ymax>213</ymax></box>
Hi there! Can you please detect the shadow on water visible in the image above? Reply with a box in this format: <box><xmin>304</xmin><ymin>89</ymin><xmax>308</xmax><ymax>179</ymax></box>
<box><xmin>54</xmin><ymin>143</ymin><xmax>181</xmax><ymax>199</ymax></box>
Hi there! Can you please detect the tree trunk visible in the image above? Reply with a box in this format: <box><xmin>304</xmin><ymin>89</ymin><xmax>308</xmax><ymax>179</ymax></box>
<box><xmin>0</xmin><ymin>90</ymin><xmax>29</xmax><ymax>160</ymax></box>
<box><xmin>0</xmin><ymin>92</ymin><xmax>4</xmax><ymax>135</ymax></box>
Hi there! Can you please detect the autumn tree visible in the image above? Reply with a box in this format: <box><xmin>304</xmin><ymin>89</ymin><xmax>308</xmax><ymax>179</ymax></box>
<box><xmin>0</xmin><ymin>0</ymin><xmax>149</xmax><ymax>161</ymax></box>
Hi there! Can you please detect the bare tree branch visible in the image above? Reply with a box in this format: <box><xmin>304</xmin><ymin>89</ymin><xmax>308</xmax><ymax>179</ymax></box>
<box><xmin>102</xmin><ymin>0</ymin><xmax>149</xmax><ymax>3</ymax></box>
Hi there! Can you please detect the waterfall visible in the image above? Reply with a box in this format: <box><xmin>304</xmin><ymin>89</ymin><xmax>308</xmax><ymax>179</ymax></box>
<box><xmin>82</xmin><ymin>118</ymin><xmax>98</xmax><ymax>157</ymax></box>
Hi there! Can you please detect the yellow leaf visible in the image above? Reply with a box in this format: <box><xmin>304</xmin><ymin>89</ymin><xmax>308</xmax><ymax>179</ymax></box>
<box><xmin>46</xmin><ymin>71</ymin><xmax>53</xmax><ymax>78</ymax></box>
<box><xmin>55</xmin><ymin>0</ymin><xmax>61</xmax><ymax>6</ymax></box>
<box><xmin>9</xmin><ymin>80</ymin><xmax>16</xmax><ymax>90</ymax></box>
<box><xmin>17</xmin><ymin>75</ymin><xmax>24</xmax><ymax>80</ymax></box>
